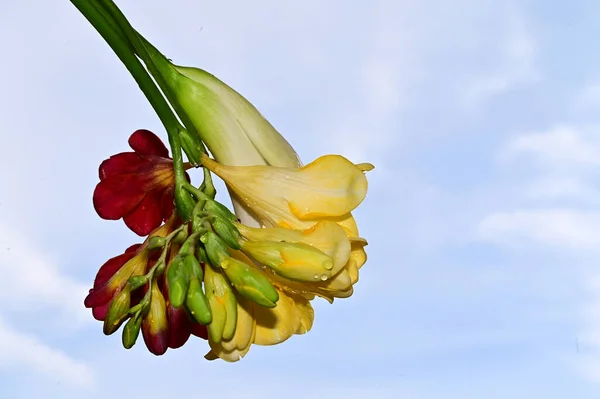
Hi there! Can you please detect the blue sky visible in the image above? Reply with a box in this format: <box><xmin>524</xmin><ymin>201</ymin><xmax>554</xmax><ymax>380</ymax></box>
<box><xmin>1</xmin><ymin>0</ymin><xmax>600</xmax><ymax>397</ymax></box>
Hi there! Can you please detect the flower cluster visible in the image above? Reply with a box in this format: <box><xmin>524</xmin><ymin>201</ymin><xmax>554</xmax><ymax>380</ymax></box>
<box><xmin>85</xmin><ymin>129</ymin><xmax>372</xmax><ymax>360</ymax></box>
<box><xmin>78</xmin><ymin>2</ymin><xmax>372</xmax><ymax>361</ymax></box>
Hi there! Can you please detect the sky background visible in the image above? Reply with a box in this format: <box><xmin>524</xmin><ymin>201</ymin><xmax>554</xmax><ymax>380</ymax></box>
<box><xmin>1</xmin><ymin>0</ymin><xmax>600</xmax><ymax>398</ymax></box>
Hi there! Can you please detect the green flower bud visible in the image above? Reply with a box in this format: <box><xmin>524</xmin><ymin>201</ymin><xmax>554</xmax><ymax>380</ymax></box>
<box><xmin>204</xmin><ymin>199</ymin><xmax>237</xmax><ymax>223</ymax></box>
<box><xmin>202</xmin><ymin>231</ymin><xmax>230</xmax><ymax>267</ymax></box>
<box><xmin>103</xmin><ymin>286</ymin><xmax>131</xmax><ymax>335</ymax></box>
<box><xmin>182</xmin><ymin>253</ymin><xmax>203</xmax><ymax>279</ymax></box>
<box><xmin>196</xmin><ymin>245</ymin><xmax>208</xmax><ymax>264</ymax></box>
<box><xmin>186</xmin><ymin>277</ymin><xmax>212</xmax><ymax>325</ymax></box>
<box><xmin>166</xmin><ymin>256</ymin><xmax>188</xmax><ymax>308</ymax></box>
<box><xmin>179</xmin><ymin>233</ymin><xmax>199</xmax><ymax>255</ymax></box>
<box><xmin>211</xmin><ymin>217</ymin><xmax>241</xmax><ymax>250</ymax></box>
<box><xmin>242</xmin><ymin>241</ymin><xmax>335</xmax><ymax>282</ymax></box>
<box><xmin>122</xmin><ymin>314</ymin><xmax>142</xmax><ymax>349</ymax></box>
<box><xmin>172</xmin><ymin>226</ymin><xmax>189</xmax><ymax>245</ymax></box>
<box><xmin>146</xmin><ymin>236</ymin><xmax>166</xmax><ymax>250</ymax></box>
<box><xmin>221</xmin><ymin>257</ymin><xmax>279</xmax><ymax>308</ymax></box>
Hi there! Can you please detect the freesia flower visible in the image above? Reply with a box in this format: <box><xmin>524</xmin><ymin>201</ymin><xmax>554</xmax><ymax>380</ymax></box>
<box><xmin>134</xmin><ymin>53</ymin><xmax>375</xmax><ymax>361</ymax></box>
<box><xmin>76</xmin><ymin>12</ymin><xmax>373</xmax><ymax>362</ymax></box>
<box><xmin>197</xmin><ymin>154</ymin><xmax>372</xmax><ymax>362</ymax></box>
<box><xmin>84</xmin><ymin>216</ymin><xmax>208</xmax><ymax>355</ymax></box>
<box><xmin>93</xmin><ymin>129</ymin><xmax>182</xmax><ymax>236</ymax></box>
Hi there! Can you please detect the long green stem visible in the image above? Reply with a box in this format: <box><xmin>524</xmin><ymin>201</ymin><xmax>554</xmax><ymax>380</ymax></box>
<box><xmin>98</xmin><ymin>0</ymin><xmax>206</xmax><ymax>164</ymax></box>
<box><xmin>71</xmin><ymin>0</ymin><xmax>194</xmax><ymax>221</ymax></box>
<box><xmin>70</xmin><ymin>0</ymin><xmax>181</xmax><ymax>136</ymax></box>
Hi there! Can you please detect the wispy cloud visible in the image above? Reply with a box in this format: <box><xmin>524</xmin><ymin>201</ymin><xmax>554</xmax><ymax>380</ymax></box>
<box><xmin>478</xmin><ymin>209</ymin><xmax>600</xmax><ymax>249</ymax></box>
<box><xmin>463</xmin><ymin>6</ymin><xmax>539</xmax><ymax>104</ymax></box>
<box><xmin>0</xmin><ymin>224</ymin><xmax>90</xmax><ymax>323</ymax></box>
<box><xmin>504</xmin><ymin>126</ymin><xmax>600</xmax><ymax>169</ymax></box>
<box><xmin>0</xmin><ymin>317</ymin><xmax>94</xmax><ymax>387</ymax></box>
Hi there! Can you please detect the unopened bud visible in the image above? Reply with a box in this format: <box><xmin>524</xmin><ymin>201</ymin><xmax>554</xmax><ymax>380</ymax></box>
<box><xmin>204</xmin><ymin>199</ymin><xmax>237</xmax><ymax>222</ymax></box>
<box><xmin>142</xmin><ymin>284</ymin><xmax>169</xmax><ymax>356</ymax></box>
<box><xmin>147</xmin><ymin>236</ymin><xmax>166</xmax><ymax>250</ymax></box>
<box><xmin>221</xmin><ymin>257</ymin><xmax>279</xmax><ymax>308</ymax></box>
<box><xmin>122</xmin><ymin>314</ymin><xmax>142</xmax><ymax>349</ymax></box>
<box><xmin>166</xmin><ymin>257</ymin><xmax>188</xmax><ymax>308</ymax></box>
<box><xmin>103</xmin><ymin>286</ymin><xmax>131</xmax><ymax>335</ymax></box>
<box><xmin>186</xmin><ymin>277</ymin><xmax>212</xmax><ymax>325</ymax></box>
<box><xmin>242</xmin><ymin>241</ymin><xmax>334</xmax><ymax>282</ymax></box>
<box><xmin>183</xmin><ymin>253</ymin><xmax>203</xmax><ymax>279</ymax></box>
<box><xmin>211</xmin><ymin>218</ymin><xmax>241</xmax><ymax>250</ymax></box>
<box><xmin>196</xmin><ymin>245</ymin><xmax>208</xmax><ymax>264</ymax></box>
<box><xmin>202</xmin><ymin>231</ymin><xmax>229</xmax><ymax>267</ymax></box>
<box><xmin>172</xmin><ymin>226</ymin><xmax>189</xmax><ymax>245</ymax></box>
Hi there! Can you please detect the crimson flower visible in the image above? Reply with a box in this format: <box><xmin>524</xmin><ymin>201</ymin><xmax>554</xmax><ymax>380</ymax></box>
<box><xmin>84</xmin><ymin>233</ymin><xmax>208</xmax><ymax>355</ymax></box>
<box><xmin>93</xmin><ymin>129</ymin><xmax>178</xmax><ymax>236</ymax></box>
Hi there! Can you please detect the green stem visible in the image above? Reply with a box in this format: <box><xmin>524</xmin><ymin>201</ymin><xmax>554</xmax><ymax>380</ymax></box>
<box><xmin>70</xmin><ymin>0</ymin><xmax>195</xmax><ymax>221</ymax></box>
<box><xmin>97</xmin><ymin>0</ymin><xmax>206</xmax><ymax>165</ymax></box>
<box><xmin>70</xmin><ymin>0</ymin><xmax>181</xmax><ymax>138</ymax></box>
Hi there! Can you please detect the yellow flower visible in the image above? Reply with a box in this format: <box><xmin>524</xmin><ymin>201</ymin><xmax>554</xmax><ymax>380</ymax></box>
<box><xmin>151</xmin><ymin>53</ymin><xmax>373</xmax><ymax>362</ymax></box>
<box><xmin>201</xmin><ymin>153</ymin><xmax>373</xmax><ymax>229</ymax></box>
<box><xmin>201</xmin><ymin>153</ymin><xmax>372</xmax><ymax>362</ymax></box>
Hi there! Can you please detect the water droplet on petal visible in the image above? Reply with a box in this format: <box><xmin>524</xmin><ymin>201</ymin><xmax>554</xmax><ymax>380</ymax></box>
<box><xmin>313</xmin><ymin>274</ymin><xmax>320</xmax><ymax>280</ymax></box>
<box><xmin>320</xmin><ymin>275</ymin><xmax>328</xmax><ymax>281</ymax></box>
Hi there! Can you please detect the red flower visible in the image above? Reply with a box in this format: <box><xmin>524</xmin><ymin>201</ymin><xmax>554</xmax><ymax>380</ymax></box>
<box><xmin>93</xmin><ymin>129</ymin><xmax>178</xmax><ymax>236</ymax></box>
<box><xmin>84</xmin><ymin>236</ymin><xmax>209</xmax><ymax>355</ymax></box>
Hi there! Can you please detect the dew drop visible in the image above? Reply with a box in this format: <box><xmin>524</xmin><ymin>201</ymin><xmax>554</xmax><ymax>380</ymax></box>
<box><xmin>313</xmin><ymin>274</ymin><xmax>320</xmax><ymax>280</ymax></box>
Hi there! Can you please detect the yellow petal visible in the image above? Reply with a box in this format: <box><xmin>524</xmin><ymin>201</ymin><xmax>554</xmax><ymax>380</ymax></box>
<box><xmin>202</xmin><ymin>154</ymin><xmax>370</xmax><ymax>228</ymax></box>
<box><xmin>236</xmin><ymin>220</ymin><xmax>351</xmax><ymax>275</ymax></box>
<box><xmin>253</xmin><ymin>290</ymin><xmax>313</xmax><ymax>346</ymax></box>
<box><xmin>208</xmin><ymin>296</ymin><xmax>256</xmax><ymax>362</ymax></box>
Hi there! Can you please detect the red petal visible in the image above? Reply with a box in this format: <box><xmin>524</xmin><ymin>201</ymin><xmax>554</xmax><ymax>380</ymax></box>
<box><xmin>84</xmin><ymin>285</ymin><xmax>117</xmax><ymax>308</ymax></box>
<box><xmin>92</xmin><ymin>301</ymin><xmax>111</xmax><ymax>321</ymax></box>
<box><xmin>123</xmin><ymin>193</ymin><xmax>163</xmax><ymax>236</ymax></box>
<box><xmin>142</xmin><ymin>320</ymin><xmax>169</xmax><ymax>356</ymax></box>
<box><xmin>125</xmin><ymin>244</ymin><xmax>142</xmax><ymax>254</ymax></box>
<box><xmin>99</xmin><ymin>153</ymin><xmax>145</xmax><ymax>180</ymax></box>
<box><xmin>160</xmin><ymin>188</ymin><xmax>175</xmax><ymax>221</ymax></box>
<box><xmin>190</xmin><ymin>323</ymin><xmax>208</xmax><ymax>340</ymax></box>
<box><xmin>167</xmin><ymin>305</ymin><xmax>192</xmax><ymax>349</ymax></box>
<box><xmin>129</xmin><ymin>130</ymin><xmax>169</xmax><ymax>158</ymax></box>
<box><xmin>93</xmin><ymin>176</ymin><xmax>145</xmax><ymax>220</ymax></box>
<box><xmin>93</xmin><ymin>251</ymin><xmax>138</xmax><ymax>289</ymax></box>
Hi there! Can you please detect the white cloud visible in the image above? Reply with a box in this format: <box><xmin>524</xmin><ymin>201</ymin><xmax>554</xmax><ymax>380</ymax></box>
<box><xmin>524</xmin><ymin>177</ymin><xmax>600</xmax><ymax>202</ymax></box>
<box><xmin>478</xmin><ymin>209</ymin><xmax>600</xmax><ymax>249</ymax></box>
<box><xmin>0</xmin><ymin>224</ymin><xmax>90</xmax><ymax>323</ymax></box>
<box><xmin>574</xmin><ymin>276</ymin><xmax>600</xmax><ymax>383</ymax></box>
<box><xmin>0</xmin><ymin>317</ymin><xmax>94</xmax><ymax>387</ymax></box>
<box><xmin>463</xmin><ymin>6</ymin><xmax>538</xmax><ymax>104</ymax></box>
<box><xmin>576</xmin><ymin>81</ymin><xmax>600</xmax><ymax>110</ymax></box>
<box><xmin>505</xmin><ymin>126</ymin><xmax>600</xmax><ymax>168</ymax></box>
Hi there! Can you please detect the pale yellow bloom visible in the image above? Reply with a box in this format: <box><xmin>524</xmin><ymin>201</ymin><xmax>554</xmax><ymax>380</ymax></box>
<box><xmin>201</xmin><ymin>153</ymin><xmax>372</xmax><ymax>229</ymax></box>
<box><xmin>200</xmin><ymin>151</ymin><xmax>372</xmax><ymax>362</ymax></box>
<box><xmin>170</xmin><ymin>62</ymin><xmax>371</xmax><ymax>363</ymax></box>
